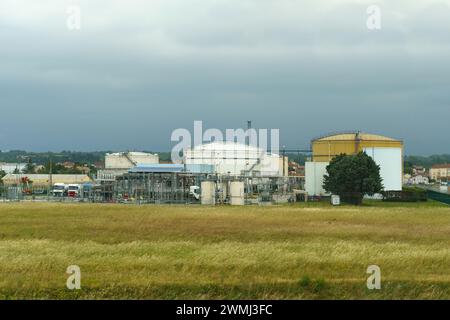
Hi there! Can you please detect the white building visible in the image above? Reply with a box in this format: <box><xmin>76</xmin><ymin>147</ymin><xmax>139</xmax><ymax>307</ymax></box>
<box><xmin>0</xmin><ymin>163</ymin><xmax>27</xmax><ymax>174</ymax></box>
<box><xmin>105</xmin><ymin>152</ymin><xmax>159</xmax><ymax>169</ymax></box>
<box><xmin>411</xmin><ymin>175</ymin><xmax>429</xmax><ymax>185</ymax></box>
<box><xmin>98</xmin><ymin>152</ymin><xmax>159</xmax><ymax>181</ymax></box>
<box><xmin>184</xmin><ymin>142</ymin><xmax>287</xmax><ymax>176</ymax></box>
<box><xmin>404</xmin><ymin>174</ymin><xmax>429</xmax><ymax>185</ymax></box>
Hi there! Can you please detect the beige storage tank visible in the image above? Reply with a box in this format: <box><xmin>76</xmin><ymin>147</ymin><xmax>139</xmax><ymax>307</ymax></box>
<box><xmin>230</xmin><ymin>181</ymin><xmax>245</xmax><ymax>205</ymax></box>
<box><xmin>201</xmin><ymin>181</ymin><xmax>216</xmax><ymax>205</ymax></box>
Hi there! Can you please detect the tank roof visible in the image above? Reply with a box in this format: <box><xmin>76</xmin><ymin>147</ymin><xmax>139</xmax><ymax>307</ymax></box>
<box><xmin>312</xmin><ymin>131</ymin><xmax>401</xmax><ymax>142</ymax></box>
<box><xmin>191</xmin><ymin>141</ymin><xmax>264</xmax><ymax>152</ymax></box>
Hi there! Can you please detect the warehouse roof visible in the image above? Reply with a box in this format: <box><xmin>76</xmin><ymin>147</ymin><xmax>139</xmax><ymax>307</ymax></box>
<box><xmin>431</xmin><ymin>164</ymin><xmax>450</xmax><ymax>169</ymax></box>
<box><xmin>1</xmin><ymin>174</ymin><xmax>92</xmax><ymax>185</ymax></box>
<box><xmin>129</xmin><ymin>164</ymin><xmax>184</xmax><ymax>173</ymax></box>
<box><xmin>106</xmin><ymin>152</ymin><xmax>158</xmax><ymax>157</ymax></box>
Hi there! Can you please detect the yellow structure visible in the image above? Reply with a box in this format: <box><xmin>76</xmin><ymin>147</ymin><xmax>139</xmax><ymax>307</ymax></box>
<box><xmin>312</xmin><ymin>132</ymin><xmax>403</xmax><ymax>162</ymax></box>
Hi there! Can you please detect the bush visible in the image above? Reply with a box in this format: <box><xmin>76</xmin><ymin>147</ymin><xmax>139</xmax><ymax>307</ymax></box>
<box><xmin>382</xmin><ymin>187</ymin><xmax>427</xmax><ymax>202</ymax></box>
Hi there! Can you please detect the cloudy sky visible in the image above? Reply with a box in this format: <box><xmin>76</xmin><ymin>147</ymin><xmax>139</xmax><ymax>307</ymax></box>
<box><xmin>0</xmin><ymin>0</ymin><xmax>449</xmax><ymax>154</ymax></box>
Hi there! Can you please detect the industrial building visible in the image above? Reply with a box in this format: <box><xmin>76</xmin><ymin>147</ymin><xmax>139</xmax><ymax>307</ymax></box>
<box><xmin>105</xmin><ymin>152</ymin><xmax>159</xmax><ymax>169</ymax></box>
<box><xmin>305</xmin><ymin>131</ymin><xmax>403</xmax><ymax>196</ymax></box>
<box><xmin>94</xmin><ymin>141</ymin><xmax>297</xmax><ymax>205</ymax></box>
<box><xmin>97</xmin><ymin>152</ymin><xmax>159</xmax><ymax>181</ymax></box>
<box><xmin>0</xmin><ymin>130</ymin><xmax>407</xmax><ymax>205</ymax></box>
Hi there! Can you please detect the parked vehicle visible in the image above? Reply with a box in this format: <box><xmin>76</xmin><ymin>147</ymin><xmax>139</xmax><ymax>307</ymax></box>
<box><xmin>52</xmin><ymin>183</ymin><xmax>66</xmax><ymax>197</ymax></box>
<box><xmin>67</xmin><ymin>184</ymin><xmax>81</xmax><ymax>197</ymax></box>
<box><xmin>189</xmin><ymin>186</ymin><xmax>200</xmax><ymax>200</ymax></box>
<box><xmin>80</xmin><ymin>183</ymin><xmax>94</xmax><ymax>198</ymax></box>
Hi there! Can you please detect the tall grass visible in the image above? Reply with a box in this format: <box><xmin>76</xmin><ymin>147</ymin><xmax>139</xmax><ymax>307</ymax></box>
<box><xmin>0</xmin><ymin>202</ymin><xmax>449</xmax><ymax>299</ymax></box>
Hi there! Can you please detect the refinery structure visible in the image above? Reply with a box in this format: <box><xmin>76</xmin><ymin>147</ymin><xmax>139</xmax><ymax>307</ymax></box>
<box><xmin>1</xmin><ymin>128</ymin><xmax>406</xmax><ymax>205</ymax></box>
<box><xmin>97</xmin><ymin>139</ymin><xmax>297</xmax><ymax>205</ymax></box>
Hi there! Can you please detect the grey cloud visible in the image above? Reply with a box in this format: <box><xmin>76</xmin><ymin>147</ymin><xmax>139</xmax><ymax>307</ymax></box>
<box><xmin>0</xmin><ymin>0</ymin><xmax>449</xmax><ymax>154</ymax></box>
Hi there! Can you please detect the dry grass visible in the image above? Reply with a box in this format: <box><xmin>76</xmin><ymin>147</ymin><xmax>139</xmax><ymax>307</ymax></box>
<box><xmin>0</xmin><ymin>201</ymin><xmax>449</xmax><ymax>299</ymax></box>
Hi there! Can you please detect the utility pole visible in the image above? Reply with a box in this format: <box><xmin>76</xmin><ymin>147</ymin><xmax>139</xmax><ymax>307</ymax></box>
<box><xmin>48</xmin><ymin>157</ymin><xmax>53</xmax><ymax>200</ymax></box>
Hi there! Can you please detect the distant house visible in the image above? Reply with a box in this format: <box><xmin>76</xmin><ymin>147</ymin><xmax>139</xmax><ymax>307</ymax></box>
<box><xmin>94</xmin><ymin>162</ymin><xmax>105</xmax><ymax>169</ymax></box>
<box><xmin>288</xmin><ymin>161</ymin><xmax>305</xmax><ymax>177</ymax></box>
<box><xmin>61</xmin><ymin>161</ymin><xmax>76</xmax><ymax>169</ymax></box>
<box><xmin>429</xmin><ymin>164</ymin><xmax>450</xmax><ymax>182</ymax></box>
<box><xmin>411</xmin><ymin>175</ymin><xmax>429</xmax><ymax>185</ymax></box>
<box><xmin>404</xmin><ymin>173</ymin><xmax>429</xmax><ymax>185</ymax></box>
<box><xmin>403</xmin><ymin>173</ymin><xmax>412</xmax><ymax>185</ymax></box>
<box><xmin>1</xmin><ymin>174</ymin><xmax>92</xmax><ymax>187</ymax></box>
<box><xmin>76</xmin><ymin>165</ymin><xmax>91</xmax><ymax>175</ymax></box>
<box><xmin>412</xmin><ymin>165</ymin><xmax>426</xmax><ymax>176</ymax></box>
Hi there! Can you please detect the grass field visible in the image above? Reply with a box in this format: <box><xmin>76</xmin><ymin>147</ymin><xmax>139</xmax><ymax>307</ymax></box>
<box><xmin>0</xmin><ymin>201</ymin><xmax>449</xmax><ymax>299</ymax></box>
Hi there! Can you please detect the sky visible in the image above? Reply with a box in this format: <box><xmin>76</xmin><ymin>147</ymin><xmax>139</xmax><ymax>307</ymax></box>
<box><xmin>0</xmin><ymin>0</ymin><xmax>449</xmax><ymax>155</ymax></box>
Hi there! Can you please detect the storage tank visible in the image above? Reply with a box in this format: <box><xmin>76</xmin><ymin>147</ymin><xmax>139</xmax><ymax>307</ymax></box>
<box><xmin>184</xmin><ymin>141</ymin><xmax>284</xmax><ymax>176</ymax></box>
<box><xmin>310</xmin><ymin>131</ymin><xmax>403</xmax><ymax>191</ymax></box>
<box><xmin>201</xmin><ymin>181</ymin><xmax>216</xmax><ymax>205</ymax></box>
<box><xmin>230</xmin><ymin>181</ymin><xmax>245</xmax><ymax>205</ymax></box>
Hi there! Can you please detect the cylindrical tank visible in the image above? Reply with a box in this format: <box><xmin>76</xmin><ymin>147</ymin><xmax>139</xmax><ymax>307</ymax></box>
<box><xmin>201</xmin><ymin>181</ymin><xmax>216</xmax><ymax>205</ymax></box>
<box><xmin>230</xmin><ymin>181</ymin><xmax>245</xmax><ymax>205</ymax></box>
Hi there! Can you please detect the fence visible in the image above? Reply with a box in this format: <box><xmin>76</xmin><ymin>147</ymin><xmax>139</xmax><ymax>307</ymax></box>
<box><xmin>427</xmin><ymin>189</ymin><xmax>450</xmax><ymax>205</ymax></box>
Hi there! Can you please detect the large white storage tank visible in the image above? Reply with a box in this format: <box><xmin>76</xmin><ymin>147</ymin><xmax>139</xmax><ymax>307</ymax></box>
<box><xmin>184</xmin><ymin>142</ymin><xmax>284</xmax><ymax>176</ymax></box>
<box><xmin>230</xmin><ymin>181</ymin><xmax>245</xmax><ymax>205</ymax></box>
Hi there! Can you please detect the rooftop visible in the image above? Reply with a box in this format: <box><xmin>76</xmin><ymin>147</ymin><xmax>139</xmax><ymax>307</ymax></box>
<box><xmin>431</xmin><ymin>164</ymin><xmax>450</xmax><ymax>169</ymax></box>
<box><xmin>312</xmin><ymin>131</ymin><xmax>401</xmax><ymax>142</ymax></box>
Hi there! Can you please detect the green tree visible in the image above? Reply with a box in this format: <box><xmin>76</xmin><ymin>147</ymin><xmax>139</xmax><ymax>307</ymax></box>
<box><xmin>0</xmin><ymin>170</ymin><xmax>6</xmax><ymax>183</ymax></box>
<box><xmin>403</xmin><ymin>161</ymin><xmax>413</xmax><ymax>175</ymax></box>
<box><xmin>22</xmin><ymin>163</ymin><xmax>36</xmax><ymax>174</ymax></box>
<box><xmin>37</xmin><ymin>162</ymin><xmax>82</xmax><ymax>174</ymax></box>
<box><xmin>323</xmin><ymin>152</ymin><xmax>383</xmax><ymax>205</ymax></box>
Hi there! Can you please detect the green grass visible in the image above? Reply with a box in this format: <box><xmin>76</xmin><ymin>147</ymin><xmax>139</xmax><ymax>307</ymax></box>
<box><xmin>0</xmin><ymin>201</ymin><xmax>449</xmax><ymax>299</ymax></box>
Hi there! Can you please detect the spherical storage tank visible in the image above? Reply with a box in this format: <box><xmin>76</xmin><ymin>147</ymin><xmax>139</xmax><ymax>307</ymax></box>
<box><xmin>309</xmin><ymin>131</ymin><xmax>403</xmax><ymax>191</ymax></box>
